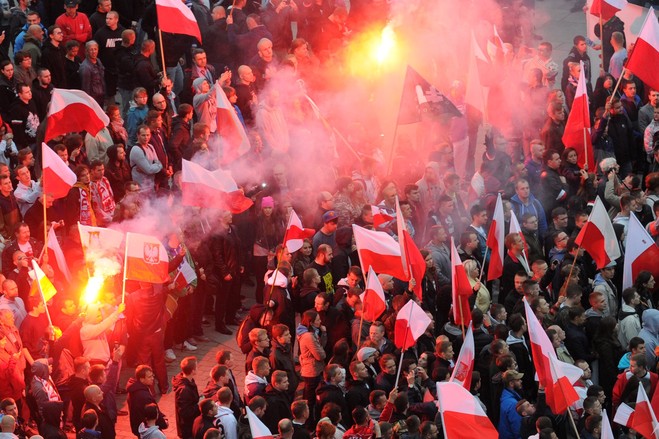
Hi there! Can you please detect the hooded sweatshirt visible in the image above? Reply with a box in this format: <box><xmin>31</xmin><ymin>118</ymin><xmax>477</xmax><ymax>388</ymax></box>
<box><xmin>639</xmin><ymin>309</ymin><xmax>659</xmax><ymax>371</ymax></box>
<box><xmin>138</xmin><ymin>423</ymin><xmax>167</xmax><ymax>439</ymax></box>
<box><xmin>244</xmin><ymin>371</ymin><xmax>268</xmax><ymax>403</ymax></box>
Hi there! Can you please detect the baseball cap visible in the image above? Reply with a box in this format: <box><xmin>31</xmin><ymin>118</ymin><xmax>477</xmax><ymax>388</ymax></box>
<box><xmin>502</xmin><ymin>370</ymin><xmax>524</xmax><ymax>383</ymax></box>
<box><xmin>65</xmin><ymin>0</ymin><xmax>78</xmax><ymax>7</ymax></box>
<box><xmin>357</xmin><ymin>347</ymin><xmax>377</xmax><ymax>362</ymax></box>
<box><xmin>322</xmin><ymin>210</ymin><xmax>338</xmax><ymax>223</ymax></box>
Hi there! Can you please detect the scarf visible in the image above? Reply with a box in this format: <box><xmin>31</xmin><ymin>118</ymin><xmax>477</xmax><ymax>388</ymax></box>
<box><xmin>73</xmin><ymin>182</ymin><xmax>97</xmax><ymax>226</ymax></box>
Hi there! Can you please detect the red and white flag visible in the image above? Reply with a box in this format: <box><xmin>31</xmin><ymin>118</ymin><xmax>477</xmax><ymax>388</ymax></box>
<box><xmin>626</xmin><ymin>7</ymin><xmax>659</xmax><ymax>93</ymax></box>
<box><xmin>613</xmin><ymin>402</ymin><xmax>634</xmax><ymax>428</ymax></box>
<box><xmin>284</xmin><ymin>209</ymin><xmax>314</xmax><ymax>253</ymax></box>
<box><xmin>395</xmin><ymin>196</ymin><xmax>426</xmax><ymax>300</ymax></box>
<box><xmin>45</xmin><ymin>226</ymin><xmax>71</xmax><ymax>282</ymax></box>
<box><xmin>590</xmin><ymin>0</ymin><xmax>628</xmax><ymax>21</ymax></box>
<box><xmin>360</xmin><ymin>266</ymin><xmax>387</xmax><ymax>322</ymax></box>
<box><xmin>509</xmin><ymin>211</ymin><xmax>531</xmax><ymax>274</ymax></box>
<box><xmin>155</xmin><ymin>0</ymin><xmax>202</xmax><ymax>43</ymax></box>
<box><xmin>352</xmin><ymin>224</ymin><xmax>407</xmax><ymax>281</ymax></box>
<box><xmin>602</xmin><ymin>409</ymin><xmax>616</xmax><ymax>439</ymax></box>
<box><xmin>42</xmin><ymin>143</ymin><xmax>76</xmax><ymax>200</ymax></box>
<box><xmin>181</xmin><ymin>159</ymin><xmax>253</xmax><ymax>214</ymax></box>
<box><xmin>450</xmin><ymin>323</ymin><xmax>474</xmax><ymax>390</ymax></box>
<box><xmin>451</xmin><ymin>237</ymin><xmax>473</xmax><ymax>327</ymax></box>
<box><xmin>562</xmin><ymin>61</ymin><xmax>595</xmax><ymax>171</ymax></box>
<box><xmin>524</xmin><ymin>298</ymin><xmax>583</xmax><ymax>413</ymax></box>
<box><xmin>632</xmin><ymin>384</ymin><xmax>659</xmax><ymax>439</ymax></box>
<box><xmin>394</xmin><ymin>299</ymin><xmax>431</xmax><ymax>350</ymax></box>
<box><xmin>436</xmin><ymin>382</ymin><xmax>498</xmax><ymax>438</ymax></box>
<box><xmin>623</xmin><ymin>213</ymin><xmax>659</xmax><ymax>289</ymax></box>
<box><xmin>486</xmin><ymin>193</ymin><xmax>505</xmax><ymax>281</ymax></box>
<box><xmin>372</xmin><ymin>205</ymin><xmax>394</xmax><ymax>228</ymax></box>
<box><xmin>216</xmin><ymin>86</ymin><xmax>251</xmax><ymax>165</ymax></box>
<box><xmin>44</xmin><ymin>89</ymin><xmax>110</xmax><ymax>142</ymax></box>
<box><xmin>174</xmin><ymin>259</ymin><xmax>197</xmax><ymax>289</ymax></box>
<box><xmin>466</xmin><ymin>33</ymin><xmax>487</xmax><ymax>112</ymax></box>
<box><xmin>575</xmin><ymin>196</ymin><xmax>622</xmax><ymax>269</ymax></box>
<box><xmin>78</xmin><ymin>223</ymin><xmax>125</xmax><ymax>262</ymax></box>
<box><xmin>246</xmin><ymin>407</ymin><xmax>274</xmax><ymax>439</ymax></box>
<box><xmin>124</xmin><ymin>232</ymin><xmax>169</xmax><ymax>283</ymax></box>
<box><xmin>486</xmin><ymin>25</ymin><xmax>508</xmax><ymax>63</ymax></box>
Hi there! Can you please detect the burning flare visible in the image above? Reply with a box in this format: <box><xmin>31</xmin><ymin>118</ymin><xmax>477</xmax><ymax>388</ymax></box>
<box><xmin>375</xmin><ymin>25</ymin><xmax>396</xmax><ymax>66</ymax></box>
<box><xmin>81</xmin><ymin>257</ymin><xmax>121</xmax><ymax>305</ymax></box>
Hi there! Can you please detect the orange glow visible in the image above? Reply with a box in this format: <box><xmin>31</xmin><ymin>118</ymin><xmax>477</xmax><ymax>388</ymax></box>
<box><xmin>375</xmin><ymin>26</ymin><xmax>396</xmax><ymax>66</ymax></box>
<box><xmin>345</xmin><ymin>24</ymin><xmax>399</xmax><ymax>76</ymax></box>
<box><xmin>82</xmin><ymin>275</ymin><xmax>104</xmax><ymax>305</ymax></box>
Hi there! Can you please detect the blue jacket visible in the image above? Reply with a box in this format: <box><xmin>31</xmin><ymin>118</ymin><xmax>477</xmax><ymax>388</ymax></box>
<box><xmin>510</xmin><ymin>193</ymin><xmax>548</xmax><ymax>237</ymax></box>
<box><xmin>498</xmin><ymin>387</ymin><xmax>522</xmax><ymax>439</ymax></box>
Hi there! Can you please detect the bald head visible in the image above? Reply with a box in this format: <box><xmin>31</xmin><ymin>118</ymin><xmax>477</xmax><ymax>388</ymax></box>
<box><xmin>28</xmin><ymin>24</ymin><xmax>44</xmax><ymax>39</ymax></box>
<box><xmin>212</xmin><ymin>5</ymin><xmax>226</xmax><ymax>20</ymax></box>
<box><xmin>0</xmin><ymin>414</ymin><xmax>15</xmax><ymax>433</ymax></box>
<box><xmin>84</xmin><ymin>385</ymin><xmax>103</xmax><ymax>405</ymax></box>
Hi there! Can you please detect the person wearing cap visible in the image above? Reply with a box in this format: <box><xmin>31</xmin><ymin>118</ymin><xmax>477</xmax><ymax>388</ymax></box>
<box><xmin>313</xmin><ymin>210</ymin><xmax>338</xmax><ymax>253</ymax></box>
<box><xmin>498</xmin><ymin>369</ymin><xmax>524</xmax><ymax>439</ymax></box>
<box><xmin>55</xmin><ymin>0</ymin><xmax>92</xmax><ymax>47</ymax></box>
<box><xmin>593</xmin><ymin>261</ymin><xmax>618</xmax><ymax>318</ymax></box>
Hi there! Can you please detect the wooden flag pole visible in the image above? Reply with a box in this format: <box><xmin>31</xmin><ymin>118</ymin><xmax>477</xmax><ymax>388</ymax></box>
<box><xmin>158</xmin><ymin>29</ymin><xmax>168</xmax><ymax>80</ymax></box>
<box><xmin>121</xmin><ymin>233</ymin><xmax>129</xmax><ymax>304</ymax></box>
<box><xmin>479</xmin><ymin>246</ymin><xmax>489</xmax><ymax>282</ymax></box>
<box><xmin>599</xmin><ymin>14</ymin><xmax>604</xmax><ymax>74</ymax></box>
<box><xmin>457</xmin><ymin>297</ymin><xmax>466</xmax><ymax>339</ymax></box>
<box><xmin>562</xmin><ymin>245</ymin><xmax>582</xmax><ymax>297</ymax></box>
<box><xmin>354</xmin><ymin>225</ymin><xmax>368</xmax><ymax>348</ymax></box>
<box><xmin>583</xmin><ymin>127</ymin><xmax>589</xmax><ymax>170</ymax></box>
<box><xmin>386</xmin><ymin>124</ymin><xmax>400</xmax><ymax>176</ymax></box>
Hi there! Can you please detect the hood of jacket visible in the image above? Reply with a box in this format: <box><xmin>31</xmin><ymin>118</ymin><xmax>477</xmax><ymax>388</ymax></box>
<box><xmin>172</xmin><ymin>372</ymin><xmax>194</xmax><ymax>391</ymax></box>
<box><xmin>31</xmin><ymin>360</ymin><xmax>50</xmax><ymax>379</ymax></box>
<box><xmin>642</xmin><ymin>309</ymin><xmax>659</xmax><ymax>335</ymax></box>
<box><xmin>244</xmin><ymin>371</ymin><xmax>267</xmax><ymax>387</ymax></box>
<box><xmin>299</xmin><ymin>286</ymin><xmax>320</xmax><ymax>298</ymax></box>
<box><xmin>41</xmin><ymin>401</ymin><xmax>64</xmax><ymax>425</ymax></box>
<box><xmin>585</xmin><ymin>308</ymin><xmax>603</xmax><ymax>318</ymax></box>
<box><xmin>296</xmin><ymin>323</ymin><xmax>311</xmax><ymax>338</ymax></box>
<box><xmin>138</xmin><ymin>423</ymin><xmax>164</xmax><ymax>438</ymax></box>
<box><xmin>126</xmin><ymin>377</ymin><xmax>152</xmax><ymax>396</ymax></box>
<box><xmin>202</xmin><ymin>381</ymin><xmax>220</xmax><ymax>400</ymax></box>
<box><xmin>266</xmin><ymin>269</ymin><xmax>288</xmax><ymax>287</ymax></box>
<box><xmin>506</xmin><ymin>332</ymin><xmax>526</xmax><ymax>346</ymax></box>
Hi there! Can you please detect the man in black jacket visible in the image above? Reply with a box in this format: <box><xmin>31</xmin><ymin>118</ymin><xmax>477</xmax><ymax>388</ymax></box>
<box><xmin>40</xmin><ymin>25</ymin><xmax>67</xmax><ymax>88</ymax></box>
<box><xmin>269</xmin><ymin>324</ymin><xmax>298</xmax><ymax>399</ymax></box>
<box><xmin>539</xmin><ymin>150</ymin><xmax>568</xmax><ymax>220</ymax></box>
<box><xmin>346</xmin><ymin>361</ymin><xmax>371</xmax><ymax>414</ymax></box>
<box><xmin>173</xmin><ymin>357</ymin><xmax>201</xmax><ymax>439</ymax></box>
<box><xmin>126</xmin><ymin>365</ymin><xmax>168</xmax><ymax>438</ymax></box>
<box><xmin>261</xmin><ymin>370</ymin><xmax>293</xmax><ymax>434</ymax></box>
<box><xmin>82</xmin><ymin>385</ymin><xmax>116</xmax><ymax>438</ymax></box>
<box><xmin>211</xmin><ymin>210</ymin><xmax>243</xmax><ymax>334</ymax></box>
<box><xmin>315</xmin><ymin>364</ymin><xmax>349</xmax><ymax>425</ymax></box>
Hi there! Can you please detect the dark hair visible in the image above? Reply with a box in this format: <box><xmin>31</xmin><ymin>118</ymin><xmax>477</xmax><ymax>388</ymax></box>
<box><xmin>81</xmin><ymin>409</ymin><xmax>98</xmax><ymax>429</ymax></box>
<box><xmin>144</xmin><ymin>403</ymin><xmax>159</xmax><ymax>421</ymax></box>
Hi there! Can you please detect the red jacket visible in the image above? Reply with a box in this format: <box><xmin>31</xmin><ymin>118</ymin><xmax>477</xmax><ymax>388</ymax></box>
<box><xmin>612</xmin><ymin>370</ymin><xmax>659</xmax><ymax>415</ymax></box>
<box><xmin>55</xmin><ymin>12</ymin><xmax>92</xmax><ymax>45</ymax></box>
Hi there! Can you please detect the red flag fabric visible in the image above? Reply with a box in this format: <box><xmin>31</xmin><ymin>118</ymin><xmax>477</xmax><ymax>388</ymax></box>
<box><xmin>562</xmin><ymin>61</ymin><xmax>595</xmax><ymax>171</ymax></box>
<box><xmin>125</xmin><ymin>232</ymin><xmax>169</xmax><ymax>283</ymax></box>
<box><xmin>246</xmin><ymin>407</ymin><xmax>274</xmax><ymax>439</ymax></box>
<box><xmin>352</xmin><ymin>225</ymin><xmax>407</xmax><ymax>280</ymax></box>
<box><xmin>395</xmin><ymin>197</ymin><xmax>426</xmax><ymax>299</ymax></box>
<box><xmin>174</xmin><ymin>259</ymin><xmax>197</xmax><ymax>290</ymax></box>
<box><xmin>509</xmin><ymin>210</ymin><xmax>529</xmax><ymax>260</ymax></box>
<box><xmin>372</xmin><ymin>205</ymin><xmax>394</xmax><ymax>228</ymax></box>
<box><xmin>394</xmin><ymin>299</ymin><xmax>431</xmax><ymax>350</ymax></box>
<box><xmin>626</xmin><ymin>7</ymin><xmax>659</xmax><ymax>93</ymax></box>
<box><xmin>575</xmin><ymin>196</ymin><xmax>622</xmax><ymax>269</ymax></box>
<box><xmin>284</xmin><ymin>209</ymin><xmax>314</xmax><ymax>253</ymax></box>
<box><xmin>360</xmin><ymin>267</ymin><xmax>387</xmax><ymax>322</ymax></box>
<box><xmin>450</xmin><ymin>324</ymin><xmax>474</xmax><ymax>390</ymax></box>
<box><xmin>524</xmin><ymin>298</ymin><xmax>583</xmax><ymax>413</ymax></box>
<box><xmin>632</xmin><ymin>385</ymin><xmax>659</xmax><ymax>439</ymax></box>
<box><xmin>436</xmin><ymin>382</ymin><xmax>498</xmax><ymax>438</ymax></box>
<box><xmin>181</xmin><ymin>159</ymin><xmax>253</xmax><ymax>214</ymax></box>
<box><xmin>44</xmin><ymin>89</ymin><xmax>110</xmax><ymax>142</ymax></box>
<box><xmin>486</xmin><ymin>193</ymin><xmax>505</xmax><ymax>281</ymax></box>
<box><xmin>45</xmin><ymin>226</ymin><xmax>72</xmax><ymax>282</ymax></box>
<box><xmin>450</xmin><ymin>237</ymin><xmax>473</xmax><ymax>326</ymax></box>
<box><xmin>590</xmin><ymin>0</ymin><xmax>628</xmax><ymax>21</ymax></box>
<box><xmin>42</xmin><ymin>143</ymin><xmax>76</xmax><ymax>200</ymax></box>
<box><xmin>216</xmin><ymin>86</ymin><xmax>251</xmax><ymax>164</ymax></box>
<box><xmin>623</xmin><ymin>213</ymin><xmax>659</xmax><ymax>289</ymax></box>
<box><xmin>155</xmin><ymin>0</ymin><xmax>202</xmax><ymax>43</ymax></box>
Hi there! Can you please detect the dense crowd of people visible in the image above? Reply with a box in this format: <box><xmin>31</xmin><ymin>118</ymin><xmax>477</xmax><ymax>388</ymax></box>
<box><xmin>0</xmin><ymin>0</ymin><xmax>658</xmax><ymax>438</ymax></box>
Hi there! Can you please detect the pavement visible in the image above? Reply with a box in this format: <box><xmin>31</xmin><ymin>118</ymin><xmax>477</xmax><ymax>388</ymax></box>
<box><xmin>68</xmin><ymin>4</ymin><xmax>589</xmax><ymax>439</ymax></box>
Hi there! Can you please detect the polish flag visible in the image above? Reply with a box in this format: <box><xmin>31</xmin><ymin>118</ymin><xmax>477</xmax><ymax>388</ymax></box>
<box><xmin>174</xmin><ymin>258</ymin><xmax>197</xmax><ymax>289</ymax></box>
<box><xmin>524</xmin><ymin>298</ymin><xmax>583</xmax><ymax>413</ymax></box>
<box><xmin>632</xmin><ymin>385</ymin><xmax>659</xmax><ymax>439</ymax></box>
<box><xmin>216</xmin><ymin>86</ymin><xmax>251</xmax><ymax>165</ymax></box>
<box><xmin>613</xmin><ymin>402</ymin><xmax>634</xmax><ymax>428</ymax></box>
<box><xmin>602</xmin><ymin>409</ymin><xmax>616</xmax><ymax>439</ymax></box>
<box><xmin>486</xmin><ymin>25</ymin><xmax>508</xmax><ymax>63</ymax></box>
<box><xmin>45</xmin><ymin>226</ymin><xmax>71</xmax><ymax>282</ymax></box>
<box><xmin>575</xmin><ymin>196</ymin><xmax>621</xmax><ymax>269</ymax></box>
<box><xmin>42</xmin><ymin>143</ymin><xmax>76</xmax><ymax>200</ymax></box>
<box><xmin>124</xmin><ymin>232</ymin><xmax>169</xmax><ymax>283</ymax></box>
<box><xmin>352</xmin><ymin>224</ymin><xmax>407</xmax><ymax>281</ymax></box>
<box><xmin>395</xmin><ymin>196</ymin><xmax>426</xmax><ymax>300</ymax></box>
<box><xmin>509</xmin><ymin>210</ymin><xmax>529</xmax><ymax>260</ymax></box>
<box><xmin>44</xmin><ymin>89</ymin><xmax>110</xmax><ymax>142</ymax></box>
<box><xmin>78</xmin><ymin>223</ymin><xmax>125</xmax><ymax>263</ymax></box>
<box><xmin>155</xmin><ymin>0</ymin><xmax>202</xmax><ymax>43</ymax></box>
<box><xmin>590</xmin><ymin>0</ymin><xmax>628</xmax><ymax>22</ymax></box>
<box><xmin>626</xmin><ymin>7</ymin><xmax>659</xmax><ymax>93</ymax></box>
<box><xmin>394</xmin><ymin>299</ymin><xmax>431</xmax><ymax>350</ymax></box>
<box><xmin>562</xmin><ymin>61</ymin><xmax>595</xmax><ymax>171</ymax></box>
<box><xmin>284</xmin><ymin>209</ymin><xmax>314</xmax><ymax>253</ymax></box>
<box><xmin>372</xmin><ymin>205</ymin><xmax>394</xmax><ymax>228</ymax></box>
<box><xmin>451</xmin><ymin>237</ymin><xmax>473</xmax><ymax>327</ymax></box>
<box><xmin>360</xmin><ymin>266</ymin><xmax>387</xmax><ymax>322</ymax></box>
<box><xmin>246</xmin><ymin>407</ymin><xmax>274</xmax><ymax>439</ymax></box>
<box><xmin>30</xmin><ymin>259</ymin><xmax>57</xmax><ymax>303</ymax></box>
<box><xmin>436</xmin><ymin>382</ymin><xmax>498</xmax><ymax>438</ymax></box>
<box><xmin>181</xmin><ymin>159</ymin><xmax>253</xmax><ymax>214</ymax></box>
<box><xmin>486</xmin><ymin>193</ymin><xmax>505</xmax><ymax>281</ymax></box>
<box><xmin>450</xmin><ymin>323</ymin><xmax>475</xmax><ymax>390</ymax></box>
<box><xmin>623</xmin><ymin>214</ymin><xmax>659</xmax><ymax>289</ymax></box>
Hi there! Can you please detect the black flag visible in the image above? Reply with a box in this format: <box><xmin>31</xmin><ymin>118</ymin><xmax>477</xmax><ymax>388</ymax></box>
<box><xmin>396</xmin><ymin>65</ymin><xmax>462</xmax><ymax>125</ymax></box>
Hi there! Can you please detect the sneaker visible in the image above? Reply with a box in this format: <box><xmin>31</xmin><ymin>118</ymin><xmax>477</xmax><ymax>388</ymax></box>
<box><xmin>185</xmin><ymin>338</ymin><xmax>198</xmax><ymax>346</ymax></box>
<box><xmin>183</xmin><ymin>341</ymin><xmax>198</xmax><ymax>351</ymax></box>
<box><xmin>165</xmin><ymin>349</ymin><xmax>176</xmax><ymax>362</ymax></box>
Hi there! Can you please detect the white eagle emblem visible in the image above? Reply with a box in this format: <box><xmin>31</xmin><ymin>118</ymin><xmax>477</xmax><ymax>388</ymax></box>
<box><xmin>143</xmin><ymin>243</ymin><xmax>160</xmax><ymax>264</ymax></box>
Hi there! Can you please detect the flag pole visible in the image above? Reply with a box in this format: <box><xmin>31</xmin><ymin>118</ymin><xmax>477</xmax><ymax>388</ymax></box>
<box><xmin>157</xmin><ymin>29</ymin><xmax>168</xmax><ymax>81</ymax></box>
<box><xmin>562</xmin><ymin>246</ymin><xmax>581</xmax><ymax>297</ymax></box>
<box><xmin>478</xmin><ymin>246</ymin><xmax>489</xmax><ymax>282</ymax></box>
<box><xmin>583</xmin><ymin>127</ymin><xmax>589</xmax><ymax>170</ymax></box>
<box><xmin>599</xmin><ymin>14</ymin><xmax>604</xmax><ymax>75</ymax></box>
<box><xmin>121</xmin><ymin>233</ymin><xmax>129</xmax><ymax>304</ymax></box>
<box><xmin>395</xmin><ymin>302</ymin><xmax>414</xmax><ymax>386</ymax></box>
<box><xmin>457</xmin><ymin>296</ymin><xmax>466</xmax><ymax>339</ymax></box>
<box><xmin>266</xmin><ymin>210</ymin><xmax>294</xmax><ymax>305</ymax></box>
<box><xmin>354</xmin><ymin>225</ymin><xmax>367</xmax><ymax>348</ymax></box>
<box><xmin>610</xmin><ymin>67</ymin><xmax>625</xmax><ymax>99</ymax></box>
<box><xmin>42</xmin><ymin>156</ymin><xmax>48</xmax><ymax>253</ymax></box>
<box><xmin>386</xmin><ymin>124</ymin><xmax>400</xmax><ymax>176</ymax></box>
<box><xmin>32</xmin><ymin>260</ymin><xmax>53</xmax><ymax>327</ymax></box>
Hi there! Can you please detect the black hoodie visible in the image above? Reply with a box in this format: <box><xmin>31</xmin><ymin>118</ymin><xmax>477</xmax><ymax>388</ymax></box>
<box><xmin>126</xmin><ymin>377</ymin><xmax>168</xmax><ymax>436</ymax></box>
<box><xmin>172</xmin><ymin>372</ymin><xmax>201</xmax><ymax>439</ymax></box>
